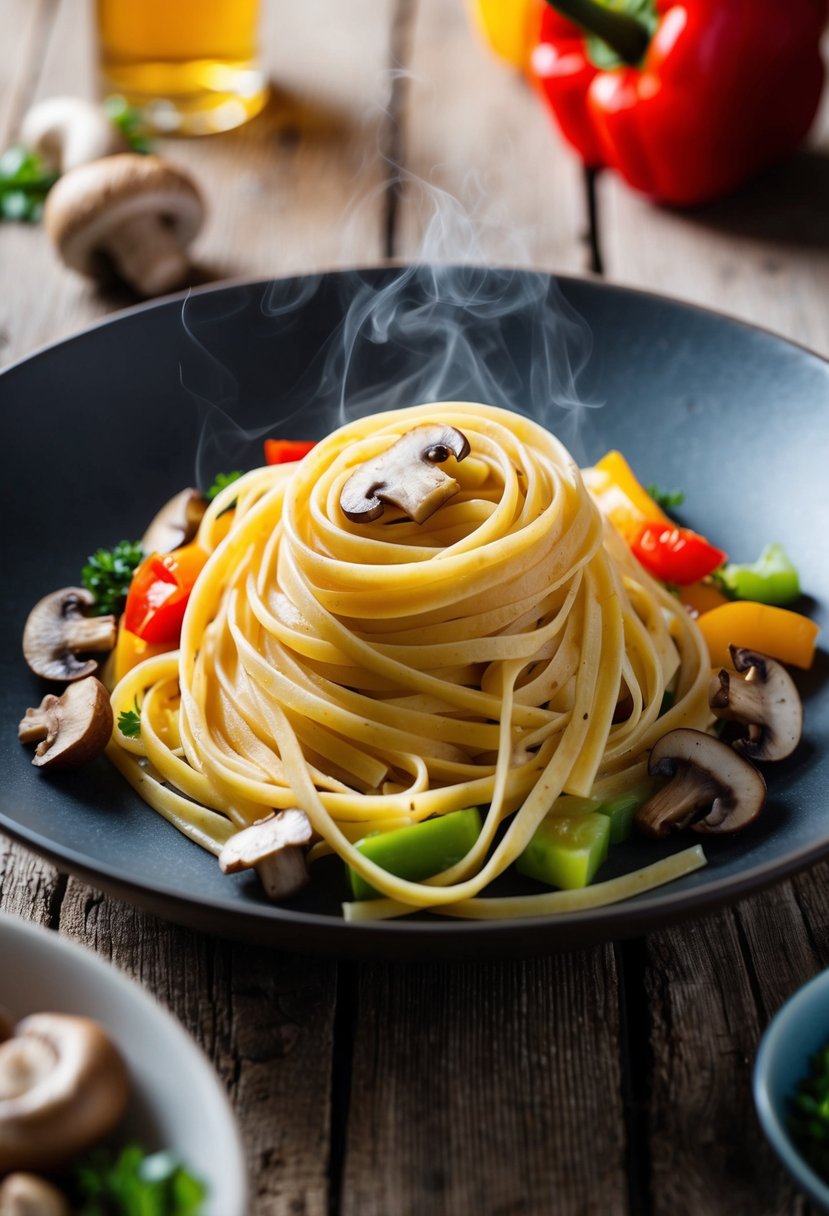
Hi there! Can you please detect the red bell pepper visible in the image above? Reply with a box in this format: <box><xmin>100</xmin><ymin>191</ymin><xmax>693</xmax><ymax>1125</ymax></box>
<box><xmin>630</xmin><ymin>520</ymin><xmax>725</xmax><ymax>585</ymax></box>
<box><xmin>264</xmin><ymin>438</ymin><xmax>316</xmax><ymax>465</ymax></box>
<box><xmin>530</xmin><ymin>0</ymin><xmax>827</xmax><ymax>206</ymax></box>
<box><xmin>124</xmin><ymin>543</ymin><xmax>208</xmax><ymax>644</ymax></box>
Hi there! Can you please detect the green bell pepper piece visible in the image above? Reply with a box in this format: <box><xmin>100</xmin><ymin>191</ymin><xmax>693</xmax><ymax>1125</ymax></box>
<box><xmin>349</xmin><ymin>807</ymin><xmax>482</xmax><ymax>900</ymax></box>
<box><xmin>718</xmin><ymin>543</ymin><xmax>800</xmax><ymax>606</ymax></box>
<box><xmin>517</xmin><ymin>803</ymin><xmax>610</xmax><ymax>890</ymax></box>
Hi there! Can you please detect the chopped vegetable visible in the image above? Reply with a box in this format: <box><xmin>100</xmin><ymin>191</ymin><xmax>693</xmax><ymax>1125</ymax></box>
<box><xmin>0</xmin><ymin>145</ymin><xmax>57</xmax><ymax>222</ymax></box>
<box><xmin>264</xmin><ymin>438</ymin><xmax>316</xmax><ymax>465</ymax></box>
<box><xmin>716</xmin><ymin>542</ymin><xmax>801</xmax><ymax>606</ymax></box>
<box><xmin>124</xmin><ymin>543</ymin><xmax>208</xmax><ymax>645</ymax></box>
<box><xmin>349</xmin><ymin>808</ymin><xmax>482</xmax><ymax>900</ymax></box>
<box><xmin>517</xmin><ymin>802</ymin><xmax>610</xmax><ymax>889</ymax></box>
<box><xmin>696</xmin><ymin>600</ymin><xmax>819</xmax><ymax>670</ymax></box>
<box><xmin>630</xmin><ymin>522</ymin><xmax>727</xmax><ymax>586</ymax></box>
<box><xmin>109</xmin><ymin>620</ymin><xmax>173</xmax><ymax>684</ymax></box>
<box><xmin>646</xmin><ymin>484</ymin><xmax>685</xmax><ymax>512</ymax></box>
<box><xmin>75</xmin><ymin>1143</ymin><xmax>206</xmax><ymax>1216</ymax></box>
<box><xmin>81</xmin><ymin>540</ymin><xmax>145</xmax><ymax>617</ymax></box>
<box><xmin>205</xmin><ymin>470</ymin><xmax>243</xmax><ymax>501</ymax></box>
<box><xmin>587</xmin><ymin>450</ymin><xmax>671</xmax><ymax>540</ymax></box>
<box><xmin>788</xmin><ymin>1041</ymin><xmax>829</xmax><ymax>1184</ymax></box>
<box><xmin>117</xmin><ymin>700</ymin><xmax>142</xmax><ymax>739</ymax></box>
<box><xmin>678</xmin><ymin>579</ymin><xmax>730</xmax><ymax>618</ymax></box>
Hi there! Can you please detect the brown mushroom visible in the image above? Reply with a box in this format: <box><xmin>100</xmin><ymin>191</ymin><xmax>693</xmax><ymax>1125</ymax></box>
<box><xmin>340</xmin><ymin>424</ymin><xmax>471</xmax><ymax>524</ymax></box>
<box><xmin>636</xmin><ymin>727</ymin><xmax>766</xmax><ymax>838</ymax></box>
<box><xmin>20</xmin><ymin>96</ymin><xmax>127</xmax><ymax>174</ymax></box>
<box><xmin>0</xmin><ymin>1012</ymin><xmax>130</xmax><ymax>1173</ymax></box>
<box><xmin>709</xmin><ymin>645</ymin><xmax>803</xmax><ymax>762</ymax></box>
<box><xmin>141</xmin><ymin>487</ymin><xmax>207</xmax><ymax>554</ymax></box>
<box><xmin>22</xmin><ymin>587</ymin><xmax>116</xmax><ymax>682</ymax></box>
<box><xmin>18</xmin><ymin>677</ymin><xmax>113</xmax><ymax>769</ymax></box>
<box><xmin>219</xmin><ymin>809</ymin><xmax>313</xmax><ymax>900</ymax></box>
<box><xmin>43</xmin><ymin>153</ymin><xmax>204</xmax><ymax>298</ymax></box>
<box><xmin>0</xmin><ymin>1173</ymin><xmax>70</xmax><ymax>1216</ymax></box>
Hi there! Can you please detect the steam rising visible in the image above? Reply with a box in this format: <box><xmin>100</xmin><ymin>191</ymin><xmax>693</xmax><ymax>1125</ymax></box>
<box><xmin>181</xmin><ymin>180</ymin><xmax>597</xmax><ymax>487</ymax></box>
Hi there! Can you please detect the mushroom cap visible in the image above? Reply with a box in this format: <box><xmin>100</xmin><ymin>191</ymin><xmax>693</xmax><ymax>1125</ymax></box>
<box><xmin>141</xmin><ymin>486</ymin><xmax>206</xmax><ymax>554</ymax></box>
<box><xmin>0</xmin><ymin>1013</ymin><xmax>130</xmax><ymax>1173</ymax></box>
<box><xmin>22</xmin><ymin>587</ymin><xmax>116</xmax><ymax>682</ymax></box>
<box><xmin>20</xmin><ymin>95</ymin><xmax>127</xmax><ymax>173</ymax></box>
<box><xmin>637</xmin><ymin>727</ymin><xmax>766</xmax><ymax>837</ymax></box>
<box><xmin>43</xmin><ymin>153</ymin><xmax>204</xmax><ymax>276</ymax></box>
<box><xmin>219</xmin><ymin>810</ymin><xmax>313</xmax><ymax>901</ymax></box>
<box><xmin>340</xmin><ymin>424</ymin><xmax>471</xmax><ymax>524</ymax></box>
<box><xmin>18</xmin><ymin>677</ymin><xmax>114</xmax><ymax>769</ymax></box>
<box><xmin>709</xmin><ymin>645</ymin><xmax>803</xmax><ymax>763</ymax></box>
<box><xmin>0</xmin><ymin>1172</ymin><xmax>71</xmax><ymax>1216</ymax></box>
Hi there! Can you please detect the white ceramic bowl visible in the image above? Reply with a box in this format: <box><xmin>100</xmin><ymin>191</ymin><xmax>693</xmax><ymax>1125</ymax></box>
<box><xmin>0</xmin><ymin>912</ymin><xmax>247</xmax><ymax>1216</ymax></box>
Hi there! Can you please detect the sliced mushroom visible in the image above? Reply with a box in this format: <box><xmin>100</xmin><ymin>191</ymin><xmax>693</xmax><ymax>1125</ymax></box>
<box><xmin>219</xmin><ymin>809</ymin><xmax>313</xmax><ymax>900</ymax></box>
<box><xmin>0</xmin><ymin>1172</ymin><xmax>70</xmax><ymax>1216</ymax></box>
<box><xmin>636</xmin><ymin>727</ymin><xmax>766</xmax><ymax>838</ymax></box>
<box><xmin>0</xmin><ymin>1012</ymin><xmax>130</xmax><ymax>1173</ymax></box>
<box><xmin>141</xmin><ymin>487</ymin><xmax>207</xmax><ymax>554</ymax></box>
<box><xmin>709</xmin><ymin>645</ymin><xmax>803</xmax><ymax>762</ymax></box>
<box><xmin>18</xmin><ymin>677</ymin><xmax>113</xmax><ymax>769</ymax></box>
<box><xmin>22</xmin><ymin>587</ymin><xmax>116</xmax><ymax>681</ymax></box>
<box><xmin>20</xmin><ymin>96</ymin><xmax>127</xmax><ymax>174</ymax></box>
<box><xmin>43</xmin><ymin>153</ymin><xmax>204</xmax><ymax>297</ymax></box>
<box><xmin>340</xmin><ymin>424</ymin><xmax>471</xmax><ymax>524</ymax></box>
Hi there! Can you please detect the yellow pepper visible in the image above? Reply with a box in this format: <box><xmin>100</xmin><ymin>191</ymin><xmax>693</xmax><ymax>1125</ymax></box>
<box><xmin>587</xmin><ymin>449</ymin><xmax>671</xmax><ymax>541</ymax></box>
<box><xmin>465</xmin><ymin>0</ymin><xmax>545</xmax><ymax>70</ymax></box>
<box><xmin>696</xmin><ymin>601</ymin><xmax>819</xmax><ymax>670</ymax></box>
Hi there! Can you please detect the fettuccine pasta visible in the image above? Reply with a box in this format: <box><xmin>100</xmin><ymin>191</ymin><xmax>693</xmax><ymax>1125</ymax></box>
<box><xmin>108</xmin><ymin>402</ymin><xmax>712</xmax><ymax>917</ymax></box>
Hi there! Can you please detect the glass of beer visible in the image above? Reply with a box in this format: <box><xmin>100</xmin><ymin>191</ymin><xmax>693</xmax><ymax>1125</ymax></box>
<box><xmin>95</xmin><ymin>0</ymin><xmax>268</xmax><ymax>136</ymax></box>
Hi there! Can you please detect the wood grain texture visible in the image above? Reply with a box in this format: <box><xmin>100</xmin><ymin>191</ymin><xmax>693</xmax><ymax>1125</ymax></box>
<box><xmin>397</xmin><ymin>0</ymin><xmax>590</xmax><ymax>274</ymax></box>
<box><xmin>597</xmin><ymin>43</ymin><xmax>829</xmax><ymax>357</ymax></box>
<box><xmin>341</xmin><ymin>953</ymin><xmax>628</xmax><ymax>1216</ymax></box>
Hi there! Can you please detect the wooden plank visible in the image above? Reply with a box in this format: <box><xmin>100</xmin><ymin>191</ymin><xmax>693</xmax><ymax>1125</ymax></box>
<box><xmin>396</xmin><ymin>0</ymin><xmax>591</xmax><ymax>274</ymax></box>
<box><xmin>341</xmin><ymin>953</ymin><xmax>628</xmax><ymax>1216</ymax></box>
<box><xmin>0</xmin><ymin>0</ymin><xmax>395</xmax><ymax>367</ymax></box>
<box><xmin>644</xmin><ymin>906</ymin><xmax>805</xmax><ymax>1215</ymax></box>
<box><xmin>56</xmin><ymin>886</ymin><xmax>338</xmax><ymax>1216</ymax></box>
<box><xmin>597</xmin><ymin>54</ymin><xmax>829</xmax><ymax>357</ymax></box>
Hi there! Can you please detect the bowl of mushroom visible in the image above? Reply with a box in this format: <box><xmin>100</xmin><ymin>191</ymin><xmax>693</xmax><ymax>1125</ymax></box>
<box><xmin>0</xmin><ymin>913</ymin><xmax>246</xmax><ymax>1215</ymax></box>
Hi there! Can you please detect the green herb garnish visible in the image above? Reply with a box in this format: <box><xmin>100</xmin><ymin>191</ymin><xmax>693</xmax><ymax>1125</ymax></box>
<box><xmin>0</xmin><ymin>145</ymin><xmax>58</xmax><ymax>223</ymax></box>
<box><xmin>205</xmin><ymin>470</ymin><xmax>244</xmax><ymax>501</ymax></box>
<box><xmin>82</xmin><ymin>540</ymin><xmax>145</xmax><ymax>616</ymax></box>
<box><xmin>646</xmin><ymin>483</ymin><xmax>685</xmax><ymax>512</ymax></box>
<box><xmin>789</xmin><ymin>1043</ymin><xmax>829</xmax><ymax>1183</ymax></box>
<box><xmin>75</xmin><ymin>1143</ymin><xmax>206</xmax><ymax>1216</ymax></box>
<box><xmin>103</xmin><ymin>95</ymin><xmax>153</xmax><ymax>154</ymax></box>
<box><xmin>117</xmin><ymin>700</ymin><xmax>142</xmax><ymax>739</ymax></box>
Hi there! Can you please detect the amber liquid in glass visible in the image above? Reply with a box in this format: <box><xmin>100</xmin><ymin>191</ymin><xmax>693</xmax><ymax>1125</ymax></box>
<box><xmin>96</xmin><ymin>0</ymin><xmax>268</xmax><ymax>135</ymax></box>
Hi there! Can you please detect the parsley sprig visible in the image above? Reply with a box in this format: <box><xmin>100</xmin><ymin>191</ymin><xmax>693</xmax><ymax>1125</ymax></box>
<box><xmin>82</xmin><ymin>540</ymin><xmax>145</xmax><ymax>616</ymax></box>
<box><xmin>75</xmin><ymin>1144</ymin><xmax>206</xmax><ymax>1216</ymax></box>
<box><xmin>0</xmin><ymin>146</ymin><xmax>57</xmax><ymax>222</ymax></box>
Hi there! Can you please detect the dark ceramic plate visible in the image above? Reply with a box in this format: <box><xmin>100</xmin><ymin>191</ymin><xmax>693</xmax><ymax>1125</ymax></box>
<box><xmin>2</xmin><ymin>268</ymin><xmax>827</xmax><ymax>957</ymax></box>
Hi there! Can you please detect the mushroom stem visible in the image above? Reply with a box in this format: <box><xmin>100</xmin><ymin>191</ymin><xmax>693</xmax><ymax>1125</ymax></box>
<box><xmin>635</xmin><ymin>766</ymin><xmax>722</xmax><ymax>838</ymax></box>
<box><xmin>104</xmin><ymin>210</ymin><xmax>192</xmax><ymax>297</ymax></box>
<box><xmin>62</xmin><ymin>615</ymin><xmax>118</xmax><ymax>653</ymax></box>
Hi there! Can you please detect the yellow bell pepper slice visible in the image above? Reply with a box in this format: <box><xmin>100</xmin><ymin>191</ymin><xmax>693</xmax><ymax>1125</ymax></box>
<box><xmin>696</xmin><ymin>601</ymin><xmax>819</xmax><ymax>670</ymax></box>
<box><xmin>588</xmin><ymin>450</ymin><xmax>671</xmax><ymax>541</ymax></box>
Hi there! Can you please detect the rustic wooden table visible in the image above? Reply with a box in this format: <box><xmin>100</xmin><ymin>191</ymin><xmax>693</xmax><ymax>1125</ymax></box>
<box><xmin>2</xmin><ymin>2</ymin><xmax>829</xmax><ymax>1213</ymax></box>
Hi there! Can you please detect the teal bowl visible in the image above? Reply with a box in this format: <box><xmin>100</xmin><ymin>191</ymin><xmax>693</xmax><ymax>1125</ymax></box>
<box><xmin>754</xmin><ymin>969</ymin><xmax>829</xmax><ymax>1211</ymax></box>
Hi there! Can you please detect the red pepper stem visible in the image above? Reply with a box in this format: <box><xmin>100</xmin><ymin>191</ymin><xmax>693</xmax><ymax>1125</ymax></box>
<box><xmin>543</xmin><ymin>0</ymin><xmax>650</xmax><ymax>66</ymax></box>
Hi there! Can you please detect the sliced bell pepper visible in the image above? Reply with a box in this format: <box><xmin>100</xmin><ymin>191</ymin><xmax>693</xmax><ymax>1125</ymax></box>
<box><xmin>264</xmin><ymin>438</ymin><xmax>316</xmax><ymax>465</ymax></box>
<box><xmin>109</xmin><ymin>617</ymin><xmax>173</xmax><ymax>684</ymax></box>
<box><xmin>696</xmin><ymin>601</ymin><xmax>819</xmax><ymax>670</ymax></box>
<box><xmin>124</xmin><ymin>542</ymin><xmax>208</xmax><ymax>645</ymax></box>
<box><xmin>588</xmin><ymin>449</ymin><xmax>670</xmax><ymax>540</ymax></box>
<box><xmin>349</xmin><ymin>808</ymin><xmax>482</xmax><ymax>900</ymax></box>
<box><xmin>678</xmin><ymin>579</ymin><xmax>730</xmax><ymax>618</ymax></box>
<box><xmin>717</xmin><ymin>543</ymin><xmax>801</xmax><ymax>607</ymax></box>
<box><xmin>630</xmin><ymin>521</ymin><xmax>726</xmax><ymax>586</ymax></box>
<box><xmin>530</xmin><ymin>0</ymin><xmax>827</xmax><ymax>206</ymax></box>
